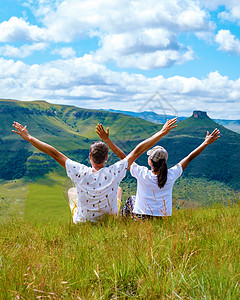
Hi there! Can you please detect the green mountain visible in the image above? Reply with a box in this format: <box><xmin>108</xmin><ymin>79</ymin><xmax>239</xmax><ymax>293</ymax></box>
<box><xmin>0</xmin><ymin>99</ymin><xmax>159</xmax><ymax>180</ymax></box>
<box><xmin>160</xmin><ymin>111</ymin><xmax>240</xmax><ymax>188</ymax></box>
<box><xmin>0</xmin><ymin>100</ymin><xmax>239</xmax><ymax>190</ymax></box>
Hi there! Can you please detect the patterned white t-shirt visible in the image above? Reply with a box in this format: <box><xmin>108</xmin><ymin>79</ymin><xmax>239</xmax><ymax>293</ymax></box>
<box><xmin>130</xmin><ymin>163</ymin><xmax>183</xmax><ymax>216</ymax></box>
<box><xmin>66</xmin><ymin>158</ymin><xmax>128</xmax><ymax>222</ymax></box>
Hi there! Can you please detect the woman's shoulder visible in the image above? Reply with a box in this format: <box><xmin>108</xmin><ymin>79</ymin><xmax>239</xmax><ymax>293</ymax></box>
<box><xmin>130</xmin><ymin>163</ymin><xmax>152</xmax><ymax>178</ymax></box>
<box><xmin>167</xmin><ymin>163</ymin><xmax>183</xmax><ymax>180</ymax></box>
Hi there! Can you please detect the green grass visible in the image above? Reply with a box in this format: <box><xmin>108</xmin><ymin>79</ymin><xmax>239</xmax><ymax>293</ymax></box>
<box><xmin>24</xmin><ymin>173</ymin><xmax>71</xmax><ymax>222</ymax></box>
<box><xmin>0</xmin><ymin>179</ymin><xmax>28</xmax><ymax>221</ymax></box>
<box><xmin>0</xmin><ymin>172</ymin><xmax>239</xmax><ymax>298</ymax></box>
<box><xmin>172</xmin><ymin>176</ymin><xmax>239</xmax><ymax>208</ymax></box>
<box><xmin>0</xmin><ymin>203</ymin><xmax>239</xmax><ymax>299</ymax></box>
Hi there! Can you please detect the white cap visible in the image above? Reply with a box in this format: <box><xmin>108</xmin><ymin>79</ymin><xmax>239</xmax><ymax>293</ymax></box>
<box><xmin>147</xmin><ymin>146</ymin><xmax>168</xmax><ymax>162</ymax></box>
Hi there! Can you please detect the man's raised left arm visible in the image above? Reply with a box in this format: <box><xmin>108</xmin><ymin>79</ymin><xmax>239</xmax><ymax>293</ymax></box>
<box><xmin>12</xmin><ymin>121</ymin><xmax>68</xmax><ymax>168</ymax></box>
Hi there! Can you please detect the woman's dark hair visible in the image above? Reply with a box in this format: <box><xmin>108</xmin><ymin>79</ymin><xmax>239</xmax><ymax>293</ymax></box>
<box><xmin>90</xmin><ymin>141</ymin><xmax>109</xmax><ymax>164</ymax></box>
<box><xmin>151</xmin><ymin>158</ymin><xmax>168</xmax><ymax>188</ymax></box>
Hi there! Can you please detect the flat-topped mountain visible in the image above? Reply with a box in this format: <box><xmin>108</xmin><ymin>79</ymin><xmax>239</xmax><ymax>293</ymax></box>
<box><xmin>192</xmin><ymin>111</ymin><xmax>208</xmax><ymax>118</ymax></box>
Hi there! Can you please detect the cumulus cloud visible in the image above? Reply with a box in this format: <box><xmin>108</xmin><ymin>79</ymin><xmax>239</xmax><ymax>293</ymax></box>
<box><xmin>218</xmin><ymin>2</ymin><xmax>240</xmax><ymax>24</ymax></box>
<box><xmin>0</xmin><ymin>56</ymin><xmax>239</xmax><ymax>119</ymax></box>
<box><xmin>0</xmin><ymin>0</ymin><xmax>239</xmax><ymax>119</ymax></box>
<box><xmin>51</xmin><ymin>47</ymin><xmax>76</xmax><ymax>58</ymax></box>
<box><xmin>0</xmin><ymin>17</ymin><xmax>47</xmax><ymax>42</ymax></box>
<box><xmin>40</xmin><ymin>0</ymin><xmax>209</xmax><ymax>36</ymax></box>
<box><xmin>0</xmin><ymin>43</ymin><xmax>47</xmax><ymax>58</ymax></box>
<box><xmin>41</xmin><ymin>0</ymin><xmax>210</xmax><ymax>68</ymax></box>
<box><xmin>94</xmin><ymin>30</ymin><xmax>195</xmax><ymax>69</ymax></box>
<box><xmin>4</xmin><ymin>0</ymin><xmax>213</xmax><ymax>69</ymax></box>
<box><xmin>215</xmin><ymin>30</ymin><xmax>240</xmax><ymax>55</ymax></box>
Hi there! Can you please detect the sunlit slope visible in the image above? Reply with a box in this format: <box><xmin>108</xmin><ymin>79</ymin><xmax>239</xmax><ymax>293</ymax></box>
<box><xmin>0</xmin><ymin>99</ymin><xmax>159</xmax><ymax>179</ymax></box>
<box><xmin>0</xmin><ymin>99</ymin><xmax>159</xmax><ymax>143</ymax></box>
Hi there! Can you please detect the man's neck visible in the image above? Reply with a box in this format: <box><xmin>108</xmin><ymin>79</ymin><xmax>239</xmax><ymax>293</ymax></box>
<box><xmin>91</xmin><ymin>162</ymin><xmax>105</xmax><ymax>172</ymax></box>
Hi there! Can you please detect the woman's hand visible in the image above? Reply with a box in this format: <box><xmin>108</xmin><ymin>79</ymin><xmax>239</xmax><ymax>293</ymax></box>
<box><xmin>12</xmin><ymin>121</ymin><xmax>31</xmax><ymax>141</ymax></box>
<box><xmin>160</xmin><ymin>117</ymin><xmax>178</xmax><ymax>135</ymax></box>
<box><xmin>204</xmin><ymin>128</ymin><xmax>220</xmax><ymax>145</ymax></box>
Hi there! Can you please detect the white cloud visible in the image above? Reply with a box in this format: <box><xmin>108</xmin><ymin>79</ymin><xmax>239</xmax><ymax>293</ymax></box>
<box><xmin>0</xmin><ymin>43</ymin><xmax>47</xmax><ymax>58</ymax></box>
<box><xmin>94</xmin><ymin>30</ymin><xmax>195</xmax><ymax>69</ymax></box>
<box><xmin>51</xmin><ymin>47</ymin><xmax>76</xmax><ymax>58</ymax></box>
<box><xmin>215</xmin><ymin>30</ymin><xmax>240</xmax><ymax>55</ymax></box>
<box><xmin>7</xmin><ymin>0</ymin><xmax>212</xmax><ymax>69</ymax></box>
<box><xmin>0</xmin><ymin>56</ymin><xmax>239</xmax><ymax>119</ymax></box>
<box><xmin>195</xmin><ymin>1</ymin><xmax>240</xmax><ymax>27</ymax></box>
<box><xmin>0</xmin><ymin>0</ymin><xmax>239</xmax><ymax>119</ymax></box>
<box><xmin>218</xmin><ymin>2</ymin><xmax>240</xmax><ymax>24</ymax></box>
<box><xmin>0</xmin><ymin>17</ymin><xmax>47</xmax><ymax>42</ymax></box>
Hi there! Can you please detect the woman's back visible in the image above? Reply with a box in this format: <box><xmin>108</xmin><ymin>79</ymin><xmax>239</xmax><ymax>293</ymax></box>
<box><xmin>130</xmin><ymin>163</ymin><xmax>182</xmax><ymax>216</ymax></box>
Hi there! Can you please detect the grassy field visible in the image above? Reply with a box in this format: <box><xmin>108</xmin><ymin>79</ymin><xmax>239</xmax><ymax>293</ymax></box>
<box><xmin>0</xmin><ymin>172</ymin><xmax>239</xmax><ymax>299</ymax></box>
<box><xmin>0</xmin><ymin>202</ymin><xmax>239</xmax><ymax>299</ymax></box>
<box><xmin>24</xmin><ymin>173</ymin><xmax>71</xmax><ymax>222</ymax></box>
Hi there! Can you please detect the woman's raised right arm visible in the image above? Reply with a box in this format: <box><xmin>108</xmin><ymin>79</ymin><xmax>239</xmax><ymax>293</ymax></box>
<box><xmin>179</xmin><ymin>128</ymin><xmax>220</xmax><ymax>171</ymax></box>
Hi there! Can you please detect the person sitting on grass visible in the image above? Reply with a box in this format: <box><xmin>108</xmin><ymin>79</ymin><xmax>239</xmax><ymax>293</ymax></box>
<box><xmin>96</xmin><ymin>124</ymin><xmax>220</xmax><ymax>220</ymax></box>
<box><xmin>12</xmin><ymin>118</ymin><xmax>177</xmax><ymax>223</ymax></box>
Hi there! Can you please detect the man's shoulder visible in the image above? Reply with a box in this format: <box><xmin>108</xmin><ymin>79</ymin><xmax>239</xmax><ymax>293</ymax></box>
<box><xmin>111</xmin><ymin>158</ymin><xmax>128</xmax><ymax>168</ymax></box>
<box><xmin>66</xmin><ymin>158</ymin><xmax>88</xmax><ymax>170</ymax></box>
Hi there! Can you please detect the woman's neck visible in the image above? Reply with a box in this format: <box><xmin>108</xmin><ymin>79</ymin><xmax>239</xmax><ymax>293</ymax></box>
<box><xmin>151</xmin><ymin>167</ymin><xmax>158</xmax><ymax>175</ymax></box>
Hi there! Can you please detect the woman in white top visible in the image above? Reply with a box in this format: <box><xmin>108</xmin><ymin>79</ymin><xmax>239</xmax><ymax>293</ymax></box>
<box><xmin>96</xmin><ymin>124</ymin><xmax>220</xmax><ymax>219</ymax></box>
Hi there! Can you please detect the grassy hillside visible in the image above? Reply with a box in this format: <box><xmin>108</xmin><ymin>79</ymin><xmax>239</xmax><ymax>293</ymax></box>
<box><xmin>0</xmin><ymin>202</ymin><xmax>239</xmax><ymax>299</ymax></box>
<box><xmin>1</xmin><ymin>98</ymin><xmax>240</xmax><ymax>191</ymax></box>
<box><xmin>0</xmin><ymin>99</ymin><xmax>159</xmax><ymax>180</ymax></box>
<box><xmin>153</xmin><ymin>112</ymin><xmax>240</xmax><ymax>189</ymax></box>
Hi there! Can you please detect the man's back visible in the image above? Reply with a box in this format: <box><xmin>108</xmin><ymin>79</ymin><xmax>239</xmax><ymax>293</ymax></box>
<box><xmin>66</xmin><ymin>158</ymin><xmax>128</xmax><ymax>222</ymax></box>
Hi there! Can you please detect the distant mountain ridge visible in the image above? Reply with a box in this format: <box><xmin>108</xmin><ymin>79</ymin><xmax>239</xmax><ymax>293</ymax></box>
<box><xmin>106</xmin><ymin>109</ymin><xmax>240</xmax><ymax>133</ymax></box>
<box><xmin>0</xmin><ymin>99</ymin><xmax>240</xmax><ymax>190</ymax></box>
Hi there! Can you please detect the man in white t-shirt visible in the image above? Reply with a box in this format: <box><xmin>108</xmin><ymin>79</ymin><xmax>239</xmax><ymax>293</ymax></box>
<box><xmin>66</xmin><ymin>144</ymin><xmax>128</xmax><ymax>222</ymax></box>
<box><xmin>12</xmin><ymin>118</ymin><xmax>177</xmax><ymax>222</ymax></box>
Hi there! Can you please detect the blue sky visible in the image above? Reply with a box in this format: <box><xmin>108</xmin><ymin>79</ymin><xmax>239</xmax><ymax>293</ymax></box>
<box><xmin>0</xmin><ymin>0</ymin><xmax>239</xmax><ymax>119</ymax></box>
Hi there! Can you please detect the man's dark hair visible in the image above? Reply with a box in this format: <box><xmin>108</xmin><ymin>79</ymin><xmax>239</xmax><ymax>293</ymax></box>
<box><xmin>90</xmin><ymin>141</ymin><xmax>109</xmax><ymax>164</ymax></box>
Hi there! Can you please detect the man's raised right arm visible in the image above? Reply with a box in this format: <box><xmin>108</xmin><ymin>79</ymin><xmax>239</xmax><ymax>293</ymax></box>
<box><xmin>12</xmin><ymin>121</ymin><xmax>68</xmax><ymax>168</ymax></box>
<box><xmin>96</xmin><ymin>124</ymin><xmax>126</xmax><ymax>160</ymax></box>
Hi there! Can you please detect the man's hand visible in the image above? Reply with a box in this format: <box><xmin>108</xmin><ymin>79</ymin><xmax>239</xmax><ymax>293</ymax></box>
<box><xmin>204</xmin><ymin>128</ymin><xmax>220</xmax><ymax>145</ymax></box>
<box><xmin>96</xmin><ymin>123</ymin><xmax>126</xmax><ymax>159</ymax></box>
<box><xmin>12</xmin><ymin>121</ymin><xmax>30</xmax><ymax>141</ymax></box>
<box><xmin>96</xmin><ymin>123</ymin><xmax>110</xmax><ymax>142</ymax></box>
<box><xmin>12</xmin><ymin>121</ymin><xmax>67</xmax><ymax>168</ymax></box>
<box><xmin>160</xmin><ymin>117</ymin><xmax>178</xmax><ymax>136</ymax></box>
